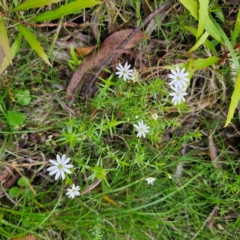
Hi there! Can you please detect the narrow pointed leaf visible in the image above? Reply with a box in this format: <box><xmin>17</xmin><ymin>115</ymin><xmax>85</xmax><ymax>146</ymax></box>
<box><xmin>196</xmin><ymin>0</ymin><xmax>209</xmax><ymax>39</ymax></box>
<box><xmin>0</xmin><ymin>33</ymin><xmax>22</xmax><ymax>73</ymax></box>
<box><xmin>179</xmin><ymin>0</ymin><xmax>198</xmax><ymax>19</ymax></box>
<box><xmin>32</xmin><ymin>0</ymin><xmax>101</xmax><ymax>22</ymax></box>
<box><xmin>193</xmin><ymin>56</ymin><xmax>219</xmax><ymax>71</ymax></box>
<box><xmin>11</xmin><ymin>33</ymin><xmax>23</xmax><ymax>59</ymax></box>
<box><xmin>188</xmin><ymin>31</ymin><xmax>209</xmax><ymax>53</ymax></box>
<box><xmin>17</xmin><ymin>24</ymin><xmax>51</xmax><ymax>66</ymax></box>
<box><xmin>225</xmin><ymin>73</ymin><xmax>240</xmax><ymax>127</ymax></box>
<box><xmin>211</xmin><ymin>16</ymin><xmax>240</xmax><ymax>73</ymax></box>
<box><xmin>0</xmin><ymin>17</ymin><xmax>12</xmax><ymax>64</ymax></box>
<box><xmin>12</xmin><ymin>0</ymin><xmax>61</xmax><ymax>11</ymax></box>
<box><xmin>231</xmin><ymin>8</ymin><xmax>240</xmax><ymax>44</ymax></box>
<box><xmin>184</xmin><ymin>26</ymin><xmax>217</xmax><ymax>55</ymax></box>
<box><xmin>180</xmin><ymin>0</ymin><xmax>223</xmax><ymax>44</ymax></box>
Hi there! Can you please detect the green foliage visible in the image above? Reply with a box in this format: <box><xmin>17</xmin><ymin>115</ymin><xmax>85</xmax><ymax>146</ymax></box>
<box><xmin>12</xmin><ymin>0</ymin><xmax>62</xmax><ymax>11</ymax></box>
<box><xmin>177</xmin><ymin>0</ymin><xmax>240</xmax><ymax>126</ymax></box>
<box><xmin>1</xmin><ymin>1</ymin><xmax>239</xmax><ymax>239</ymax></box>
<box><xmin>231</xmin><ymin>8</ymin><xmax>240</xmax><ymax>44</ymax></box>
<box><xmin>18</xmin><ymin>176</ymin><xmax>31</xmax><ymax>187</ymax></box>
<box><xmin>0</xmin><ymin>0</ymin><xmax>102</xmax><ymax>72</ymax></box>
<box><xmin>0</xmin><ymin>17</ymin><xmax>12</xmax><ymax>71</ymax></box>
<box><xmin>9</xmin><ymin>177</ymin><xmax>32</xmax><ymax>198</ymax></box>
<box><xmin>9</xmin><ymin>186</ymin><xmax>20</xmax><ymax>198</ymax></box>
<box><xmin>17</xmin><ymin>24</ymin><xmax>51</xmax><ymax>66</ymax></box>
<box><xmin>180</xmin><ymin>0</ymin><xmax>223</xmax><ymax>44</ymax></box>
<box><xmin>6</xmin><ymin>110</ymin><xmax>25</xmax><ymax>127</ymax></box>
<box><xmin>15</xmin><ymin>90</ymin><xmax>31</xmax><ymax>106</ymax></box>
<box><xmin>225</xmin><ymin>73</ymin><xmax>240</xmax><ymax>127</ymax></box>
<box><xmin>196</xmin><ymin>0</ymin><xmax>208</xmax><ymax>40</ymax></box>
<box><xmin>68</xmin><ymin>45</ymin><xmax>82</xmax><ymax>71</ymax></box>
<box><xmin>32</xmin><ymin>0</ymin><xmax>102</xmax><ymax>22</ymax></box>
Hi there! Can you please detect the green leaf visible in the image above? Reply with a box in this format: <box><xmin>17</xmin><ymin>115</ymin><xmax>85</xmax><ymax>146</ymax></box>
<box><xmin>212</xmin><ymin>3</ymin><xmax>225</xmax><ymax>23</ymax></box>
<box><xmin>184</xmin><ymin>26</ymin><xmax>217</xmax><ymax>55</ymax></box>
<box><xmin>204</xmin><ymin>15</ymin><xmax>223</xmax><ymax>44</ymax></box>
<box><xmin>179</xmin><ymin>0</ymin><xmax>198</xmax><ymax>19</ymax></box>
<box><xmin>18</xmin><ymin>176</ymin><xmax>31</xmax><ymax>187</ymax></box>
<box><xmin>211</xmin><ymin>16</ymin><xmax>240</xmax><ymax>73</ymax></box>
<box><xmin>225</xmin><ymin>73</ymin><xmax>240</xmax><ymax>127</ymax></box>
<box><xmin>0</xmin><ymin>17</ymin><xmax>12</xmax><ymax>73</ymax></box>
<box><xmin>196</xmin><ymin>0</ymin><xmax>209</xmax><ymax>40</ymax></box>
<box><xmin>32</xmin><ymin>0</ymin><xmax>101</xmax><ymax>22</ymax></box>
<box><xmin>205</xmin><ymin>39</ymin><xmax>218</xmax><ymax>55</ymax></box>
<box><xmin>15</xmin><ymin>90</ymin><xmax>31</xmax><ymax>106</ymax></box>
<box><xmin>6</xmin><ymin>110</ymin><xmax>25</xmax><ymax>126</ymax></box>
<box><xmin>13</xmin><ymin>0</ymin><xmax>61</xmax><ymax>11</ymax></box>
<box><xmin>0</xmin><ymin>17</ymin><xmax>12</xmax><ymax>63</ymax></box>
<box><xmin>188</xmin><ymin>31</ymin><xmax>209</xmax><ymax>53</ymax></box>
<box><xmin>11</xmin><ymin>32</ymin><xmax>23</xmax><ymax>59</ymax></box>
<box><xmin>180</xmin><ymin>0</ymin><xmax>223</xmax><ymax>44</ymax></box>
<box><xmin>9</xmin><ymin>186</ymin><xmax>20</xmax><ymax>198</ymax></box>
<box><xmin>17</xmin><ymin>24</ymin><xmax>51</xmax><ymax>66</ymax></box>
<box><xmin>193</xmin><ymin>56</ymin><xmax>219</xmax><ymax>71</ymax></box>
<box><xmin>231</xmin><ymin>8</ymin><xmax>240</xmax><ymax>44</ymax></box>
<box><xmin>0</xmin><ymin>33</ymin><xmax>22</xmax><ymax>73</ymax></box>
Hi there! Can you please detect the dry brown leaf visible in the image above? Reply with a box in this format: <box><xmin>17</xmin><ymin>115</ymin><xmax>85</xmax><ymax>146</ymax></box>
<box><xmin>208</xmin><ymin>135</ymin><xmax>221</xmax><ymax>169</ymax></box>
<box><xmin>76</xmin><ymin>46</ymin><xmax>95</xmax><ymax>57</ymax></box>
<box><xmin>90</xmin><ymin>6</ymin><xmax>101</xmax><ymax>41</ymax></box>
<box><xmin>81</xmin><ymin>179</ymin><xmax>102</xmax><ymax>195</ymax></box>
<box><xmin>0</xmin><ymin>165</ymin><xmax>13</xmax><ymax>182</ymax></box>
<box><xmin>66</xmin><ymin>29</ymin><xmax>145</xmax><ymax>101</ymax></box>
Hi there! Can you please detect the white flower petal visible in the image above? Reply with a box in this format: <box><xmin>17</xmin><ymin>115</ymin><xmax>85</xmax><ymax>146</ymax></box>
<box><xmin>47</xmin><ymin>166</ymin><xmax>58</xmax><ymax>172</ymax></box>
<box><xmin>63</xmin><ymin>168</ymin><xmax>72</xmax><ymax>174</ymax></box>
<box><xmin>49</xmin><ymin>160</ymin><xmax>58</xmax><ymax>166</ymax></box>
<box><xmin>62</xmin><ymin>157</ymin><xmax>71</xmax><ymax>165</ymax></box>
<box><xmin>55</xmin><ymin>171</ymin><xmax>61</xmax><ymax>180</ymax></box>
<box><xmin>48</xmin><ymin>168</ymin><xmax>59</xmax><ymax>175</ymax></box>
<box><xmin>56</xmin><ymin>154</ymin><xmax>61</xmax><ymax>163</ymax></box>
<box><xmin>60</xmin><ymin>170</ymin><xmax>65</xmax><ymax>180</ymax></box>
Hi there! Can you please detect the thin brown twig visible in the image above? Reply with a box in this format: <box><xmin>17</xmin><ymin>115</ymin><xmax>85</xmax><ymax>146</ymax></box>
<box><xmin>83</xmin><ymin>1</ymin><xmax>173</xmax><ymax>97</ymax></box>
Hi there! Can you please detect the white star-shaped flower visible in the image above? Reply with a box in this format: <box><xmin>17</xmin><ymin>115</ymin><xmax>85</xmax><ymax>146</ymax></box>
<box><xmin>133</xmin><ymin>120</ymin><xmax>150</xmax><ymax>138</ymax></box>
<box><xmin>47</xmin><ymin>154</ymin><xmax>73</xmax><ymax>181</ymax></box>
<box><xmin>66</xmin><ymin>184</ymin><xmax>81</xmax><ymax>199</ymax></box>
<box><xmin>168</xmin><ymin>66</ymin><xmax>189</xmax><ymax>88</ymax></box>
<box><xmin>169</xmin><ymin>85</ymin><xmax>187</xmax><ymax>105</ymax></box>
<box><xmin>115</xmin><ymin>62</ymin><xmax>133</xmax><ymax>81</ymax></box>
<box><xmin>145</xmin><ymin>177</ymin><xmax>156</xmax><ymax>185</ymax></box>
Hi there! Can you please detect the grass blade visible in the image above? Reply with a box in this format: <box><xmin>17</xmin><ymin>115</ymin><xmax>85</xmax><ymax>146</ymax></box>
<box><xmin>0</xmin><ymin>17</ymin><xmax>12</xmax><ymax>67</ymax></box>
<box><xmin>32</xmin><ymin>0</ymin><xmax>101</xmax><ymax>22</ymax></box>
<box><xmin>17</xmin><ymin>24</ymin><xmax>51</xmax><ymax>66</ymax></box>
<box><xmin>196</xmin><ymin>0</ymin><xmax>209</xmax><ymax>40</ymax></box>
<box><xmin>180</xmin><ymin>0</ymin><xmax>223</xmax><ymax>44</ymax></box>
<box><xmin>211</xmin><ymin>16</ymin><xmax>240</xmax><ymax>73</ymax></box>
<box><xmin>225</xmin><ymin>73</ymin><xmax>240</xmax><ymax>127</ymax></box>
<box><xmin>12</xmin><ymin>0</ymin><xmax>61</xmax><ymax>11</ymax></box>
<box><xmin>231</xmin><ymin>8</ymin><xmax>240</xmax><ymax>44</ymax></box>
<box><xmin>188</xmin><ymin>31</ymin><xmax>209</xmax><ymax>53</ymax></box>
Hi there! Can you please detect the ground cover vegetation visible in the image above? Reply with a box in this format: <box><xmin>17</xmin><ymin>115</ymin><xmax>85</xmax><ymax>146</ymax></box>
<box><xmin>0</xmin><ymin>0</ymin><xmax>240</xmax><ymax>239</ymax></box>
